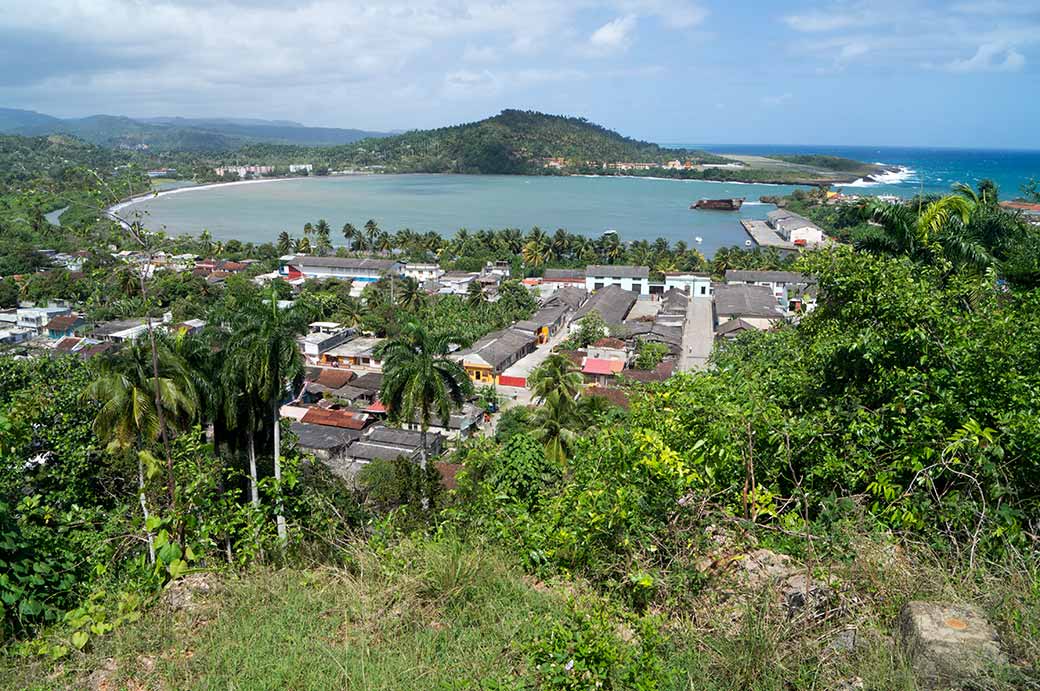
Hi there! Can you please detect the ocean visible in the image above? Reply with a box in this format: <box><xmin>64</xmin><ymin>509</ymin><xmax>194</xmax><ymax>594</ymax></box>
<box><xmin>124</xmin><ymin>146</ymin><xmax>1039</xmax><ymax>254</ymax></box>
<box><xmin>675</xmin><ymin>144</ymin><xmax>1040</xmax><ymax>198</ymax></box>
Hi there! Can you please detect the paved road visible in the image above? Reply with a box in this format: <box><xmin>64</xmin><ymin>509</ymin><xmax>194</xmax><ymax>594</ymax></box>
<box><xmin>679</xmin><ymin>295</ymin><xmax>714</xmax><ymax>372</ymax></box>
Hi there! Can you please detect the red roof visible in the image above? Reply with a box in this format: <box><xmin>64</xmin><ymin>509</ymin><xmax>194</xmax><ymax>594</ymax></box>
<box><xmin>1001</xmin><ymin>200</ymin><xmax>1040</xmax><ymax>213</ymax></box>
<box><xmin>364</xmin><ymin>400</ymin><xmax>387</xmax><ymax>414</ymax></box>
<box><xmin>301</xmin><ymin>407</ymin><xmax>369</xmax><ymax>430</ymax></box>
<box><xmin>45</xmin><ymin>314</ymin><xmax>82</xmax><ymax>332</ymax></box>
<box><xmin>582</xmin><ymin>358</ymin><xmax>625</xmax><ymax>375</ymax></box>
<box><xmin>592</xmin><ymin>337</ymin><xmax>626</xmax><ymax>349</ymax></box>
<box><xmin>222</xmin><ymin>261</ymin><xmax>247</xmax><ymax>272</ymax></box>
<box><xmin>54</xmin><ymin>336</ymin><xmax>81</xmax><ymax>352</ymax></box>
<box><xmin>585</xmin><ymin>385</ymin><xmax>630</xmax><ymax>409</ymax></box>
<box><xmin>313</xmin><ymin>368</ymin><xmax>355</xmax><ymax>389</ymax></box>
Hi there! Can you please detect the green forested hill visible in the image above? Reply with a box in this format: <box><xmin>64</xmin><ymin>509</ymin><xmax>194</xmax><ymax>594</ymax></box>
<box><xmin>237</xmin><ymin>110</ymin><xmax>729</xmax><ymax>174</ymax></box>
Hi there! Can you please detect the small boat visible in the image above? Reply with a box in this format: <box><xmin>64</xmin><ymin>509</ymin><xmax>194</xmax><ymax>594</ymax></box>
<box><xmin>691</xmin><ymin>197</ymin><xmax>744</xmax><ymax>211</ymax></box>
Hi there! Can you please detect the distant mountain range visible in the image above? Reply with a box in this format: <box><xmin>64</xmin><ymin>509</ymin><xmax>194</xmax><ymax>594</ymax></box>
<box><xmin>0</xmin><ymin>108</ymin><xmax>389</xmax><ymax>151</ymax></box>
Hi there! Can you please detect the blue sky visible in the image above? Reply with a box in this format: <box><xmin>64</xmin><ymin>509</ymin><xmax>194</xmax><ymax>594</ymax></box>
<box><xmin>1</xmin><ymin>0</ymin><xmax>1037</xmax><ymax>148</ymax></box>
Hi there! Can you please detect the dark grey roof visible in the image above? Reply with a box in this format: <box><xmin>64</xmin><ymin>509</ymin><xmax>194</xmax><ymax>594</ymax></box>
<box><xmin>347</xmin><ymin>442</ymin><xmax>419</xmax><ymax>462</ymax></box>
<box><xmin>90</xmin><ymin>318</ymin><xmax>147</xmax><ymax>336</ymax></box>
<box><xmin>660</xmin><ymin>288</ymin><xmax>689</xmax><ymax>313</ymax></box>
<box><xmin>715</xmin><ymin>318</ymin><xmax>759</xmax><ymax>337</ymax></box>
<box><xmin>459</xmin><ymin>328</ymin><xmax>533</xmax><ymax>371</ymax></box>
<box><xmin>766</xmin><ymin>210</ymin><xmax>821</xmax><ymax>233</ymax></box>
<box><xmin>291</xmin><ymin>422</ymin><xmax>362</xmax><ymax>450</ymax></box>
<box><xmin>351</xmin><ymin>372</ymin><xmax>384</xmax><ymax>391</ymax></box>
<box><xmin>543</xmin><ymin>268</ymin><xmax>585</xmax><ymax>280</ymax></box>
<box><xmin>551</xmin><ymin>286</ymin><xmax>587</xmax><ymax>310</ymax></box>
<box><xmin>713</xmin><ymin>284</ymin><xmax>785</xmax><ymax>319</ymax></box>
<box><xmin>291</xmin><ymin>256</ymin><xmax>399</xmax><ymax>272</ymax></box>
<box><xmin>366</xmin><ymin>426</ymin><xmax>426</xmax><ymax>447</ymax></box>
<box><xmin>622</xmin><ymin>320</ymin><xmax>653</xmax><ymax>336</ymax></box>
<box><xmin>525</xmin><ymin>303</ymin><xmax>568</xmax><ymax>327</ymax></box>
<box><xmin>586</xmin><ymin>264</ymin><xmax>649</xmax><ymax>279</ymax></box>
<box><xmin>574</xmin><ymin>284</ymin><xmax>637</xmax><ymax>325</ymax></box>
<box><xmin>725</xmin><ymin>270</ymin><xmax>815</xmax><ymax>284</ymax></box>
<box><xmin>645</xmin><ymin>324</ymin><xmax>683</xmax><ymax>347</ymax></box>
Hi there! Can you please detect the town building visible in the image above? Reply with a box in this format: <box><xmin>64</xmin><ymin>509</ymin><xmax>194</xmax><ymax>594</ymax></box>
<box><xmin>44</xmin><ymin>314</ymin><xmax>85</xmax><ymax>339</ymax></box>
<box><xmin>298</xmin><ymin>322</ymin><xmax>355</xmax><ymax>365</ymax></box>
<box><xmin>319</xmin><ymin>337</ymin><xmax>385</xmax><ymax>371</ymax></box>
<box><xmin>16</xmin><ymin>305</ymin><xmax>71</xmax><ymax>335</ymax></box>
<box><xmin>403</xmin><ymin>263</ymin><xmax>444</xmax><ymax>284</ymax></box>
<box><xmin>572</xmin><ymin>284</ymin><xmax>637</xmax><ymax>330</ymax></box>
<box><xmin>581</xmin><ymin>356</ymin><xmax>625</xmax><ymax>386</ymax></box>
<box><xmin>585</xmin><ymin>265</ymin><xmax>651</xmax><ymax>295</ymax></box>
<box><xmin>724</xmin><ymin>270</ymin><xmax>817</xmax><ymax>311</ymax></box>
<box><xmin>713</xmin><ymin>283</ymin><xmax>786</xmax><ymax>331</ymax></box>
<box><xmin>454</xmin><ymin>328</ymin><xmax>535</xmax><ymax>385</ymax></box>
<box><xmin>279</xmin><ymin>256</ymin><xmax>403</xmax><ymax>283</ymax></box>
<box><xmin>512</xmin><ymin>303</ymin><xmax>570</xmax><ymax>345</ymax></box>
<box><xmin>766</xmin><ymin>210</ymin><xmax>826</xmax><ymax>247</ymax></box>
<box><xmin>542</xmin><ymin>268</ymin><xmax>586</xmax><ymax>288</ymax></box>
<box><xmin>663</xmin><ymin>271</ymin><xmax>712</xmax><ymax>297</ymax></box>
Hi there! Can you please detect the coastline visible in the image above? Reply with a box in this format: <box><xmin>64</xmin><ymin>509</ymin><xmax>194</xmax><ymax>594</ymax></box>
<box><xmin>108</xmin><ymin>175</ymin><xmax>314</xmax><ymax>216</ymax></box>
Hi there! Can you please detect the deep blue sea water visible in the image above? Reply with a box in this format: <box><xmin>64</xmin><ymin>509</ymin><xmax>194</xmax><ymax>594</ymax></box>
<box><xmin>673</xmin><ymin>144</ymin><xmax>1040</xmax><ymax>198</ymax></box>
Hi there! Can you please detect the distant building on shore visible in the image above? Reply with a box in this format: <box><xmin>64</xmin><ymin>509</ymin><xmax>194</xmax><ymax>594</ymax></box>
<box><xmin>213</xmin><ymin>165</ymin><xmax>274</xmax><ymax>178</ymax></box>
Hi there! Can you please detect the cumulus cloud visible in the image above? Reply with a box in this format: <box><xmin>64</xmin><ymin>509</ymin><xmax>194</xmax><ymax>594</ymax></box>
<box><xmin>588</xmin><ymin>15</ymin><xmax>639</xmax><ymax>53</ymax></box>
<box><xmin>782</xmin><ymin>0</ymin><xmax>1037</xmax><ymax>75</ymax></box>
<box><xmin>946</xmin><ymin>43</ymin><xmax>1026</xmax><ymax>72</ymax></box>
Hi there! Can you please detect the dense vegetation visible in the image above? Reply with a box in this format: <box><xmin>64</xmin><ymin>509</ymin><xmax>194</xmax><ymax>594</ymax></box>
<box><xmin>0</xmin><ymin>107</ymin><xmax>387</xmax><ymax>151</ymax></box>
<box><xmin>3</xmin><ymin>136</ymin><xmax>1040</xmax><ymax>687</ymax></box>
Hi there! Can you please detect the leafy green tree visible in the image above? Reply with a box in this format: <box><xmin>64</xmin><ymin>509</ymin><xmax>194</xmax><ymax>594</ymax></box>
<box><xmin>82</xmin><ymin>338</ymin><xmax>198</xmax><ymax>562</ymax></box>
<box><xmin>230</xmin><ymin>286</ymin><xmax>309</xmax><ymax>541</ymax></box>
<box><xmin>276</xmin><ymin>231</ymin><xmax>292</xmax><ymax>255</ymax></box>
<box><xmin>633</xmin><ymin>340</ymin><xmax>668</xmax><ymax>370</ymax></box>
<box><xmin>528</xmin><ymin>353</ymin><xmax>583</xmax><ymax>405</ymax></box>
<box><xmin>377</xmin><ymin>321</ymin><xmax>474</xmax><ymax>507</ymax></box>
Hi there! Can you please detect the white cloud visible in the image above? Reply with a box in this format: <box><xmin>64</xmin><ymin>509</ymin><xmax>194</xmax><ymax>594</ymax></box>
<box><xmin>618</xmin><ymin>0</ymin><xmax>707</xmax><ymax>29</ymax></box>
<box><xmin>762</xmin><ymin>93</ymin><xmax>793</xmax><ymax>107</ymax></box>
<box><xmin>946</xmin><ymin>43</ymin><xmax>1026</xmax><ymax>72</ymax></box>
<box><xmin>588</xmin><ymin>15</ymin><xmax>638</xmax><ymax>53</ymax></box>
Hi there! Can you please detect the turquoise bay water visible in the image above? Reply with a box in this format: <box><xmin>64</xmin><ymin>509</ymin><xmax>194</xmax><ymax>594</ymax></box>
<box><xmin>130</xmin><ymin>174</ymin><xmax>801</xmax><ymax>255</ymax></box>
<box><xmin>127</xmin><ymin>146</ymin><xmax>1039</xmax><ymax>255</ymax></box>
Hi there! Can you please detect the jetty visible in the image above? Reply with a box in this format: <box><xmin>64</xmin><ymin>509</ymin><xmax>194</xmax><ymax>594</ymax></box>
<box><xmin>740</xmin><ymin>219</ymin><xmax>798</xmax><ymax>251</ymax></box>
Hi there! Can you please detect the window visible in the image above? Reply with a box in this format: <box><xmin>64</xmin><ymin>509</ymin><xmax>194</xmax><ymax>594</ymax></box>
<box><xmin>699</xmin><ymin>286</ymin><xmax>706</xmax><ymax>295</ymax></box>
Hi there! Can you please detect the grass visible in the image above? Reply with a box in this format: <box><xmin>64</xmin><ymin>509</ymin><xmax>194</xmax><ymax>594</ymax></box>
<box><xmin>4</xmin><ymin>531</ymin><xmax>1038</xmax><ymax>690</ymax></box>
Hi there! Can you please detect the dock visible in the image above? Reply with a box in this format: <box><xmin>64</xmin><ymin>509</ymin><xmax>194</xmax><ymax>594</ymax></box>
<box><xmin>740</xmin><ymin>220</ymin><xmax>798</xmax><ymax>251</ymax></box>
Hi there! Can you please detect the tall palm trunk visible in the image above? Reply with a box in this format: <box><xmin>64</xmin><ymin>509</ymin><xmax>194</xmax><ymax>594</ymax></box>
<box><xmin>419</xmin><ymin>428</ymin><xmax>429</xmax><ymax>510</ymax></box>
<box><xmin>273</xmin><ymin>399</ymin><xmax>287</xmax><ymax>541</ymax></box>
<box><xmin>138</xmin><ymin>454</ymin><xmax>156</xmax><ymax>564</ymax></box>
<box><xmin>247</xmin><ymin>428</ymin><xmax>259</xmax><ymax>507</ymax></box>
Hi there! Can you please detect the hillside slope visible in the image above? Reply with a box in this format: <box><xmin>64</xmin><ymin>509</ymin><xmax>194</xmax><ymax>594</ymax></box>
<box><xmin>0</xmin><ymin>108</ymin><xmax>388</xmax><ymax>150</ymax></box>
<box><xmin>292</xmin><ymin>109</ymin><xmax>729</xmax><ymax>174</ymax></box>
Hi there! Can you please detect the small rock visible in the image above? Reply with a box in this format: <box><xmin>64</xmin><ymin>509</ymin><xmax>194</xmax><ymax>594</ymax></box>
<box><xmin>833</xmin><ymin>676</ymin><xmax>864</xmax><ymax>691</ymax></box>
<box><xmin>782</xmin><ymin>573</ymin><xmax>835</xmax><ymax>619</ymax></box>
<box><xmin>826</xmin><ymin>627</ymin><xmax>859</xmax><ymax>654</ymax></box>
<box><xmin>738</xmin><ymin>549</ymin><xmax>798</xmax><ymax>588</ymax></box>
<box><xmin>162</xmin><ymin>573</ymin><xmax>222</xmax><ymax>613</ymax></box>
<box><xmin>898</xmin><ymin>601</ymin><xmax>1008</xmax><ymax>689</ymax></box>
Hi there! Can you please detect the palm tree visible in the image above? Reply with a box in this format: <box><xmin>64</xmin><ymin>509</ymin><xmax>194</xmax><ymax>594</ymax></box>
<box><xmin>342</xmin><ymin>223</ymin><xmax>358</xmax><ymax>249</ymax></box>
<box><xmin>527</xmin><ymin>353</ymin><xmax>583</xmax><ymax>405</ymax></box>
<box><xmin>294</xmin><ymin>236</ymin><xmax>312</xmax><ymax>254</ymax></box>
<box><xmin>376</xmin><ymin>321</ymin><xmax>474</xmax><ymax>507</ymax></box>
<box><xmin>531</xmin><ymin>392</ymin><xmax>580</xmax><ymax>464</ymax></box>
<box><xmin>364</xmin><ymin>219</ymin><xmax>380</xmax><ymax>250</ymax></box>
<box><xmin>231</xmin><ymin>286</ymin><xmax>309</xmax><ymax>541</ymax></box>
<box><xmin>82</xmin><ymin>338</ymin><xmax>198</xmax><ymax>562</ymax></box>
<box><xmin>276</xmin><ymin>231</ymin><xmax>293</xmax><ymax>255</ymax></box>
<box><xmin>466</xmin><ymin>280</ymin><xmax>486</xmax><ymax>308</ymax></box>
<box><xmin>398</xmin><ymin>276</ymin><xmax>426</xmax><ymax>312</ymax></box>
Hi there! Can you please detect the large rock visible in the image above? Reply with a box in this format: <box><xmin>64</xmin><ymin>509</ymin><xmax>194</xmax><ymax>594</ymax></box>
<box><xmin>898</xmin><ymin>601</ymin><xmax>1007</xmax><ymax>688</ymax></box>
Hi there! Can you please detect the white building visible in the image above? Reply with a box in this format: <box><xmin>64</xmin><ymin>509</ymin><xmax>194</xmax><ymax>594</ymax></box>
<box><xmin>280</xmin><ymin>256</ymin><xmax>403</xmax><ymax>284</ymax></box>
<box><xmin>288</xmin><ymin>164</ymin><xmax>314</xmax><ymax>174</ymax></box>
<box><xmin>663</xmin><ymin>272</ymin><xmax>712</xmax><ymax>298</ymax></box>
<box><xmin>297</xmin><ymin>322</ymin><xmax>356</xmax><ymax>365</ymax></box>
<box><xmin>585</xmin><ymin>265</ymin><xmax>651</xmax><ymax>295</ymax></box>
<box><xmin>16</xmin><ymin>305</ymin><xmax>71</xmax><ymax>335</ymax></box>
<box><xmin>403</xmin><ymin>263</ymin><xmax>444</xmax><ymax>284</ymax></box>
<box><xmin>766</xmin><ymin>210</ymin><xmax>827</xmax><ymax>247</ymax></box>
<box><xmin>724</xmin><ymin>270</ymin><xmax>817</xmax><ymax>311</ymax></box>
